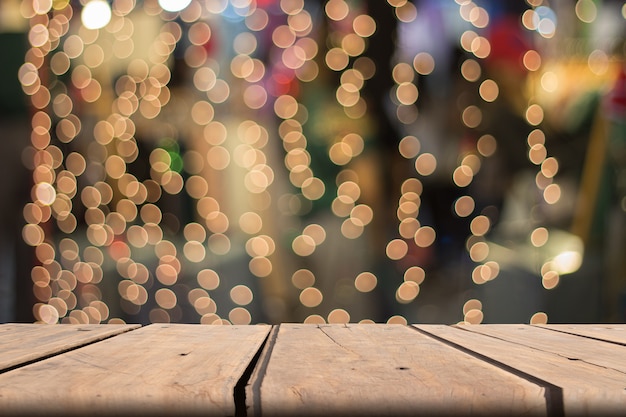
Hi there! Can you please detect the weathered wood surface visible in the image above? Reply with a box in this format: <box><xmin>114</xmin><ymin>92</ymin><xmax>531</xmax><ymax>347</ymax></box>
<box><xmin>0</xmin><ymin>324</ymin><xmax>270</xmax><ymax>416</ymax></box>
<box><xmin>247</xmin><ymin>324</ymin><xmax>548</xmax><ymax>416</ymax></box>
<box><xmin>452</xmin><ymin>324</ymin><xmax>626</xmax><ymax>373</ymax></box>
<box><xmin>415</xmin><ymin>324</ymin><xmax>626</xmax><ymax>416</ymax></box>
<box><xmin>534</xmin><ymin>324</ymin><xmax>626</xmax><ymax>345</ymax></box>
<box><xmin>2</xmin><ymin>323</ymin><xmax>625</xmax><ymax>417</ymax></box>
<box><xmin>0</xmin><ymin>323</ymin><xmax>139</xmax><ymax>371</ymax></box>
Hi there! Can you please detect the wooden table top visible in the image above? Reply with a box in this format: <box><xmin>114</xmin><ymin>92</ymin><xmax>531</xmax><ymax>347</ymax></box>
<box><xmin>1</xmin><ymin>323</ymin><xmax>625</xmax><ymax>416</ymax></box>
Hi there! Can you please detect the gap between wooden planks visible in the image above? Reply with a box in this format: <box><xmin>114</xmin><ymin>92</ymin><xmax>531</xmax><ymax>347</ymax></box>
<box><xmin>0</xmin><ymin>324</ymin><xmax>270</xmax><ymax>416</ymax></box>
<box><xmin>1</xmin><ymin>323</ymin><xmax>626</xmax><ymax>416</ymax></box>
<box><xmin>0</xmin><ymin>323</ymin><xmax>139</xmax><ymax>372</ymax></box>
<box><xmin>415</xmin><ymin>324</ymin><xmax>626</xmax><ymax>417</ymax></box>
<box><xmin>247</xmin><ymin>324</ymin><xmax>626</xmax><ymax>416</ymax></box>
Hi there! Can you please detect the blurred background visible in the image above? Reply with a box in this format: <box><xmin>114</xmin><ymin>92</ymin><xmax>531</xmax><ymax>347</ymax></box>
<box><xmin>0</xmin><ymin>0</ymin><xmax>624</xmax><ymax>325</ymax></box>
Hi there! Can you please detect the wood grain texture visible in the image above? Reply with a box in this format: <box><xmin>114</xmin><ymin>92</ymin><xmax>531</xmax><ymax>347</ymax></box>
<box><xmin>416</xmin><ymin>324</ymin><xmax>626</xmax><ymax>416</ymax></box>
<box><xmin>454</xmin><ymin>324</ymin><xmax>626</xmax><ymax>373</ymax></box>
<box><xmin>0</xmin><ymin>324</ymin><xmax>139</xmax><ymax>371</ymax></box>
<box><xmin>533</xmin><ymin>324</ymin><xmax>626</xmax><ymax>345</ymax></box>
<box><xmin>0</xmin><ymin>324</ymin><xmax>270</xmax><ymax>416</ymax></box>
<box><xmin>249</xmin><ymin>324</ymin><xmax>548</xmax><ymax>416</ymax></box>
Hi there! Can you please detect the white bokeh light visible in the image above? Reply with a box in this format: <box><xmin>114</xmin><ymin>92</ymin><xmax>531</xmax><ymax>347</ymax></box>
<box><xmin>81</xmin><ymin>0</ymin><xmax>112</xmax><ymax>30</ymax></box>
<box><xmin>158</xmin><ymin>0</ymin><xmax>192</xmax><ymax>12</ymax></box>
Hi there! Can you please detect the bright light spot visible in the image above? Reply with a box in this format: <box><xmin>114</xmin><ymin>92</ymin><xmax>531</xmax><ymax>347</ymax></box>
<box><xmin>395</xmin><ymin>1</ymin><xmax>417</xmax><ymax>22</ymax></box>
<box><xmin>396</xmin><ymin>281</ymin><xmax>419</xmax><ymax>303</ymax></box>
<box><xmin>551</xmin><ymin>250</ymin><xmax>583</xmax><ymax>275</ymax></box>
<box><xmin>454</xmin><ymin>196</ymin><xmax>475</xmax><ymax>217</ymax></box>
<box><xmin>387</xmin><ymin>315</ymin><xmax>407</xmax><ymax>325</ymax></box>
<box><xmin>413</xmin><ymin>52</ymin><xmax>435</xmax><ymax>75</ymax></box>
<box><xmin>292</xmin><ymin>269</ymin><xmax>315</xmax><ymax>289</ymax></box>
<box><xmin>230</xmin><ymin>285</ymin><xmax>253</xmax><ymax>306</ymax></box>
<box><xmin>325</xmin><ymin>0</ymin><xmax>349</xmax><ymax>21</ymax></box>
<box><xmin>469</xmin><ymin>241</ymin><xmax>489</xmax><ymax>262</ymax></box>
<box><xmin>404</xmin><ymin>266</ymin><xmax>425</xmax><ymax>284</ymax></box>
<box><xmin>229</xmin><ymin>307</ymin><xmax>251</xmax><ymax>325</ymax></box>
<box><xmin>463</xmin><ymin>299</ymin><xmax>482</xmax><ymax>315</ymax></box>
<box><xmin>470</xmin><ymin>215</ymin><xmax>491</xmax><ymax>236</ymax></box>
<box><xmin>575</xmin><ymin>0</ymin><xmax>597</xmax><ymax>23</ymax></box>
<box><xmin>479</xmin><ymin>79</ymin><xmax>499</xmax><ymax>102</ymax></box>
<box><xmin>542</xmin><ymin>270</ymin><xmax>560</xmax><ymax>290</ymax></box>
<box><xmin>461</xmin><ymin>59</ymin><xmax>481</xmax><ymax>82</ymax></box>
<box><xmin>525</xmin><ymin>104</ymin><xmax>544</xmax><ymax>126</ymax></box>
<box><xmin>304</xmin><ymin>314</ymin><xmax>325</xmax><ymax>324</ymax></box>
<box><xmin>522</xmin><ymin>10</ymin><xmax>538</xmax><ymax>31</ymax></box>
<box><xmin>300</xmin><ymin>287</ymin><xmax>323</xmax><ymax>307</ymax></box>
<box><xmin>328</xmin><ymin>308</ymin><xmax>350</xmax><ymax>323</ymax></box>
<box><xmin>81</xmin><ymin>1</ymin><xmax>112</xmax><ymax>30</ymax></box>
<box><xmin>353</xmin><ymin>14</ymin><xmax>376</xmax><ymax>37</ymax></box>
<box><xmin>462</xmin><ymin>105</ymin><xmax>482</xmax><ymax>128</ymax></box>
<box><xmin>530</xmin><ymin>227</ymin><xmax>549</xmax><ymax>247</ymax></box>
<box><xmin>37</xmin><ymin>304</ymin><xmax>59</xmax><ymax>324</ymax></box>
<box><xmin>35</xmin><ymin>183</ymin><xmax>56</xmax><ymax>205</ymax></box>
<box><xmin>398</xmin><ymin>135</ymin><xmax>420</xmax><ymax>159</ymax></box>
<box><xmin>355</xmin><ymin>272</ymin><xmax>377</xmax><ymax>292</ymax></box>
<box><xmin>464</xmin><ymin>309</ymin><xmax>483</xmax><ymax>324</ymax></box>
<box><xmin>415</xmin><ymin>153</ymin><xmax>437</xmax><ymax>176</ymax></box>
<box><xmin>477</xmin><ymin>134</ymin><xmax>496</xmax><ymax>157</ymax></box>
<box><xmin>543</xmin><ymin>183</ymin><xmax>561</xmax><ymax>204</ymax></box>
<box><xmin>534</xmin><ymin>6</ymin><xmax>557</xmax><ymax>38</ymax></box>
<box><xmin>159</xmin><ymin>0</ymin><xmax>192</xmax><ymax>12</ymax></box>
<box><xmin>386</xmin><ymin>239</ymin><xmax>408</xmax><ymax>260</ymax></box>
<box><xmin>414</xmin><ymin>226</ymin><xmax>436</xmax><ymax>247</ymax></box>
<box><xmin>530</xmin><ymin>312</ymin><xmax>548</xmax><ymax>324</ymax></box>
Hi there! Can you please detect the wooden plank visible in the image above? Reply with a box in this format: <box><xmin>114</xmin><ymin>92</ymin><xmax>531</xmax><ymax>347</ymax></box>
<box><xmin>0</xmin><ymin>324</ymin><xmax>270</xmax><ymax>416</ymax></box>
<box><xmin>454</xmin><ymin>324</ymin><xmax>626</xmax><ymax>374</ymax></box>
<box><xmin>248</xmin><ymin>324</ymin><xmax>548</xmax><ymax>416</ymax></box>
<box><xmin>0</xmin><ymin>324</ymin><xmax>139</xmax><ymax>372</ymax></box>
<box><xmin>416</xmin><ymin>324</ymin><xmax>626</xmax><ymax>416</ymax></box>
<box><xmin>533</xmin><ymin>324</ymin><xmax>626</xmax><ymax>345</ymax></box>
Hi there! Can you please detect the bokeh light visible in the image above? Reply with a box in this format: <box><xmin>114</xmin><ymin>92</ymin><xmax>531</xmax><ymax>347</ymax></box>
<box><xmin>81</xmin><ymin>0</ymin><xmax>111</xmax><ymax>30</ymax></box>
<box><xmin>14</xmin><ymin>0</ymin><xmax>619</xmax><ymax>327</ymax></box>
